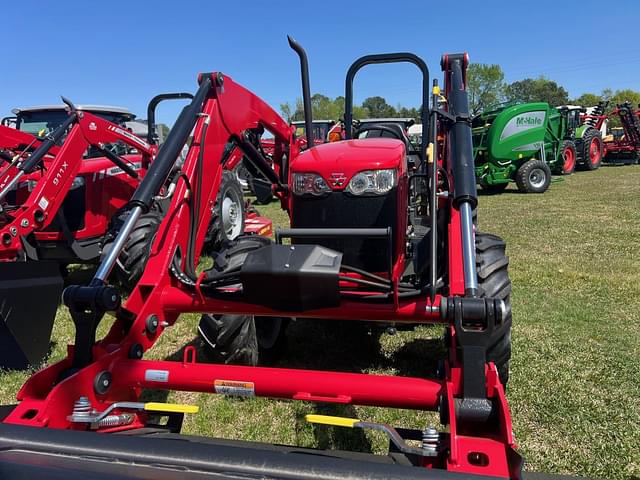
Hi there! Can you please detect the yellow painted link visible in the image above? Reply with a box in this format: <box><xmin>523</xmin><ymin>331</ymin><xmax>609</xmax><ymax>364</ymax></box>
<box><xmin>144</xmin><ymin>402</ymin><xmax>199</xmax><ymax>414</ymax></box>
<box><xmin>305</xmin><ymin>414</ymin><xmax>359</xmax><ymax>428</ymax></box>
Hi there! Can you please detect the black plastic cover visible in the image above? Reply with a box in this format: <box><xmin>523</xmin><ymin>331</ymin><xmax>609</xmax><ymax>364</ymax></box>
<box><xmin>241</xmin><ymin>244</ymin><xmax>341</xmax><ymax>311</ymax></box>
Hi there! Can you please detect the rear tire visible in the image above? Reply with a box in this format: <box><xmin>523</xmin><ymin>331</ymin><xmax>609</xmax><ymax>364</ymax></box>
<box><xmin>198</xmin><ymin>236</ymin><xmax>287</xmax><ymax>365</ymax></box>
<box><xmin>515</xmin><ymin>159</ymin><xmax>551</xmax><ymax>193</ymax></box>
<box><xmin>107</xmin><ymin>208</ymin><xmax>162</xmax><ymax>292</ymax></box>
<box><xmin>580</xmin><ymin>128</ymin><xmax>603</xmax><ymax>170</ymax></box>
<box><xmin>203</xmin><ymin>171</ymin><xmax>245</xmax><ymax>255</ymax></box>
<box><xmin>559</xmin><ymin>140</ymin><xmax>576</xmax><ymax>175</ymax></box>
<box><xmin>476</xmin><ymin>232</ymin><xmax>512</xmax><ymax>386</ymax></box>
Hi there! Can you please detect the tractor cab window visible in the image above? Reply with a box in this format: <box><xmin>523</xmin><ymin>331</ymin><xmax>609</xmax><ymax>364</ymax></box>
<box><xmin>16</xmin><ymin>110</ymin><xmax>69</xmax><ymax>137</ymax></box>
<box><xmin>567</xmin><ymin>109</ymin><xmax>581</xmax><ymax>130</ymax></box>
<box><xmin>17</xmin><ymin>110</ymin><xmax>134</xmax><ymax>158</ymax></box>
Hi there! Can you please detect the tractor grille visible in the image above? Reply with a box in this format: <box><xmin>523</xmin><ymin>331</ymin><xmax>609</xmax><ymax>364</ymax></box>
<box><xmin>290</xmin><ymin>189</ymin><xmax>397</xmax><ymax>272</ymax></box>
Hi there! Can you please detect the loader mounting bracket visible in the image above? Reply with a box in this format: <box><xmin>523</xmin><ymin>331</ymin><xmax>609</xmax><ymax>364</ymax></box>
<box><xmin>62</xmin><ymin>284</ymin><xmax>120</xmax><ymax>371</ymax></box>
<box><xmin>441</xmin><ymin>296</ymin><xmax>504</xmax><ymax>423</ymax></box>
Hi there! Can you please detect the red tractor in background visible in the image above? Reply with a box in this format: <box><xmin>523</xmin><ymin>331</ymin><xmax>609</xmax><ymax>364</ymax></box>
<box><xmin>0</xmin><ymin>95</ymin><xmax>271</xmax><ymax>370</ymax></box>
<box><xmin>0</xmin><ymin>37</ymin><xmax>519</xmax><ymax>478</ymax></box>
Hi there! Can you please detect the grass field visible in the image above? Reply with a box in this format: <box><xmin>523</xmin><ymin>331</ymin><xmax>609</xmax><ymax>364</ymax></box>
<box><xmin>1</xmin><ymin>166</ymin><xmax>638</xmax><ymax>479</ymax></box>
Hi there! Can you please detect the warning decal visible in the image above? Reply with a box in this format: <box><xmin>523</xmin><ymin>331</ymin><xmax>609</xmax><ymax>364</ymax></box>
<box><xmin>214</xmin><ymin>380</ymin><xmax>255</xmax><ymax>397</ymax></box>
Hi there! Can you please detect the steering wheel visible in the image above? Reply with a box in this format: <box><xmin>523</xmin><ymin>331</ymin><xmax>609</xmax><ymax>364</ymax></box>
<box><xmin>353</xmin><ymin>125</ymin><xmax>405</xmax><ymax>142</ymax></box>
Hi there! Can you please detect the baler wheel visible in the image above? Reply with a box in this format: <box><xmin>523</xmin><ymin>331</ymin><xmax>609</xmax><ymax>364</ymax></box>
<box><xmin>198</xmin><ymin>236</ymin><xmax>287</xmax><ymax>365</ymax></box>
<box><xmin>580</xmin><ymin>128</ymin><xmax>603</xmax><ymax>170</ymax></box>
<box><xmin>203</xmin><ymin>171</ymin><xmax>245</xmax><ymax>255</ymax></box>
<box><xmin>476</xmin><ymin>232</ymin><xmax>512</xmax><ymax>386</ymax></box>
<box><xmin>560</xmin><ymin>140</ymin><xmax>577</xmax><ymax>175</ymax></box>
<box><xmin>515</xmin><ymin>159</ymin><xmax>551</xmax><ymax>193</ymax></box>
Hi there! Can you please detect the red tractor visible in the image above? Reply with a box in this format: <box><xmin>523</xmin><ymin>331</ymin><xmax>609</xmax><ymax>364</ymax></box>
<box><xmin>0</xmin><ymin>96</ymin><xmax>270</xmax><ymax>370</ymax></box>
<box><xmin>0</xmin><ymin>38</ymin><xmax>518</xmax><ymax>478</ymax></box>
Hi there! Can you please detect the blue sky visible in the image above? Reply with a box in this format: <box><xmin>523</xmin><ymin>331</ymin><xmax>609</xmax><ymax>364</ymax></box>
<box><xmin>3</xmin><ymin>0</ymin><xmax>639</xmax><ymax>125</ymax></box>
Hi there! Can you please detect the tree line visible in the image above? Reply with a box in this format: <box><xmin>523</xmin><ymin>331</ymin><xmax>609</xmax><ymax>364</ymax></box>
<box><xmin>280</xmin><ymin>94</ymin><xmax>420</xmax><ymax>123</ymax></box>
<box><xmin>280</xmin><ymin>64</ymin><xmax>640</xmax><ymax>125</ymax></box>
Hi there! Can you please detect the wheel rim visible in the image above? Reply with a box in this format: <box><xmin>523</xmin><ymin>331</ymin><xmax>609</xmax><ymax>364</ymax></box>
<box><xmin>255</xmin><ymin>317</ymin><xmax>282</xmax><ymax>350</ymax></box>
<box><xmin>528</xmin><ymin>168</ymin><xmax>546</xmax><ymax>189</ymax></box>
<box><xmin>222</xmin><ymin>192</ymin><xmax>243</xmax><ymax>239</ymax></box>
<box><xmin>234</xmin><ymin>164</ymin><xmax>250</xmax><ymax>189</ymax></box>
<box><xmin>562</xmin><ymin>147</ymin><xmax>575</xmax><ymax>173</ymax></box>
<box><xmin>590</xmin><ymin>137</ymin><xmax>602</xmax><ymax>166</ymax></box>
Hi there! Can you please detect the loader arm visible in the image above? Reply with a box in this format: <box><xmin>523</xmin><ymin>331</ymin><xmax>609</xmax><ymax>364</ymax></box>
<box><xmin>0</xmin><ymin>125</ymin><xmax>61</xmax><ymax>184</ymax></box>
<box><xmin>0</xmin><ymin>111</ymin><xmax>155</xmax><ymax>260</ymax></box>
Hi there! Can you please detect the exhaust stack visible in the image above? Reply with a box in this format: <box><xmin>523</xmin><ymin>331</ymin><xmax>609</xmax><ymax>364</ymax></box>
<box><xmin>287</xmin><ymin>36</ymin><xmax>315</xmax><ymax>149</ymax></box>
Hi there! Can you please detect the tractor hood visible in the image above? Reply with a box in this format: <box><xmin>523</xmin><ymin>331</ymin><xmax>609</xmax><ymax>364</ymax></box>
<box><xmin>291</xmin><ymin>138</ymin><xmax>405</xmax><ymax>183</ymax></box>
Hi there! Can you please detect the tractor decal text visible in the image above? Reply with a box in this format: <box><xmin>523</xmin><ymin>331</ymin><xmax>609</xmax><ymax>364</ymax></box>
<box><xmin>107</xmin><ymin>125</ymin><xmax>150</xmax><ymax>150</ymax></box>
<box><xmin>52</xmin><ymin>161</ymin><xmax>70</xmax><ymax>186</ymax></box>
<box><xmin>500</xmin><ymin>111</ymin><xmax>546</xmax><ymax>141</ymax></box>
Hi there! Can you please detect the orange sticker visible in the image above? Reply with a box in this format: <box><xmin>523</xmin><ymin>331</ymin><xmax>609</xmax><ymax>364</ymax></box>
<box><xmin>214</xmin><ymin>380</ymin><xmax>255</xmax><ymax>397</ymax></box>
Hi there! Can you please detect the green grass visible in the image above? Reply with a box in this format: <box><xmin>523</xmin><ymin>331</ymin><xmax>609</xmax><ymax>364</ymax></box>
<box><xmin>1</xmin><ymin>166</ymin><xmax>639</xmax><ymax>479</ymax></box>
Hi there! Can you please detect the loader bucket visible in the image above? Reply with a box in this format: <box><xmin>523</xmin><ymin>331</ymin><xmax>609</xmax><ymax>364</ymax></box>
<box><xmin>0</xmin><ymin>262</ymin><xmax>63</xmax><ymax>370</ymax></box>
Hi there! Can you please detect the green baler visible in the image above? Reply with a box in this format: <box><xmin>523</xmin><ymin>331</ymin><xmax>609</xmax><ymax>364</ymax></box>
<box><xmin>473</xmin><ymin>102</ymin><xmax>587</xmax><ymax>193</ymax></box>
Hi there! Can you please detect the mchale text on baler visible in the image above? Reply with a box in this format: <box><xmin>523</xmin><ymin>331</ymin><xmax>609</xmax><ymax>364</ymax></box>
<box><xmin>0</xmin><ymin>38</ymin><xmax>520</xmax><ymax>478</ymax></box>
<box><xmin>0</xmin><ymin>95</ymin><xmax>271</xmax><ymax>370</ymax></box>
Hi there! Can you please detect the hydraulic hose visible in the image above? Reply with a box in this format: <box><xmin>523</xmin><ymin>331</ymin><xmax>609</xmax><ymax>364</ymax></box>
<box><xmin>129</xmin><ymin>75</ymin><xmax>213</xmax><ymax>213</ymax></box>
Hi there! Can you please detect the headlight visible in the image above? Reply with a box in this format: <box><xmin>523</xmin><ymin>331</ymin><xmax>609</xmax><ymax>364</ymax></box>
<box><xmin>292</xmin><ymin>173</ymin><xmax>331</xmax><ymax>196</ymax></box>
<box><xmin>346</xmin><ymin>169</ymin><xmax>396</xmax><ymax>195</ymax></box>
<box><xmin>70</xmin><ymin>176</ymin><xmax>85</xmax><ymax>190</ymax></box>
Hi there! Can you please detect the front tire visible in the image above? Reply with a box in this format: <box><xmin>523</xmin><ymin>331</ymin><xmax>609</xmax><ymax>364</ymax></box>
<box><xmin>476</xmin><ymin>232</ymin><xmax>512</xmax><ymax>386</ymax></box>
<box><xmin>107</xmin><ymin>208</ymin><xmax>163</xmax><ymax>291</ymax></box>
<box><xmin>579</xmin><ymin>128</ymin><xmax>603</xmax><ymax>170</ymax></box>
<box><xmin>198</xmin><ymin>236</ymin><xmax>287</xmax><ymax>365</ymax></box>
<box><xmin>515</xmin><ymin>159</ymin><xmax>551</xmax><ymax>193</ymax></box>
<box><xmin>559</xmin><ymin>140</ymin><xmax>576</xmax><ymax>175</ymax></box>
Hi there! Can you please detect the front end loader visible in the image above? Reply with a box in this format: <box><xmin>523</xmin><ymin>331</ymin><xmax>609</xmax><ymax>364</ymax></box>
<box><xmin>0</xmin><ymin>38</ymin><xmax>520</xmax><ymax>478</ymax></box>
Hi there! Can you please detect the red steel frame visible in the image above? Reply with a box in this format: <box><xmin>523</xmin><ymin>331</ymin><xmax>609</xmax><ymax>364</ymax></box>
<box><xmin>3</xmin><ymin>72</ymin><xmax>519</xmax><ymax>478</ymax></box>
<box><xmin>582</xmin><ymin>106</ymin><xmax>640</xmax><ymax>158</ymax></box>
